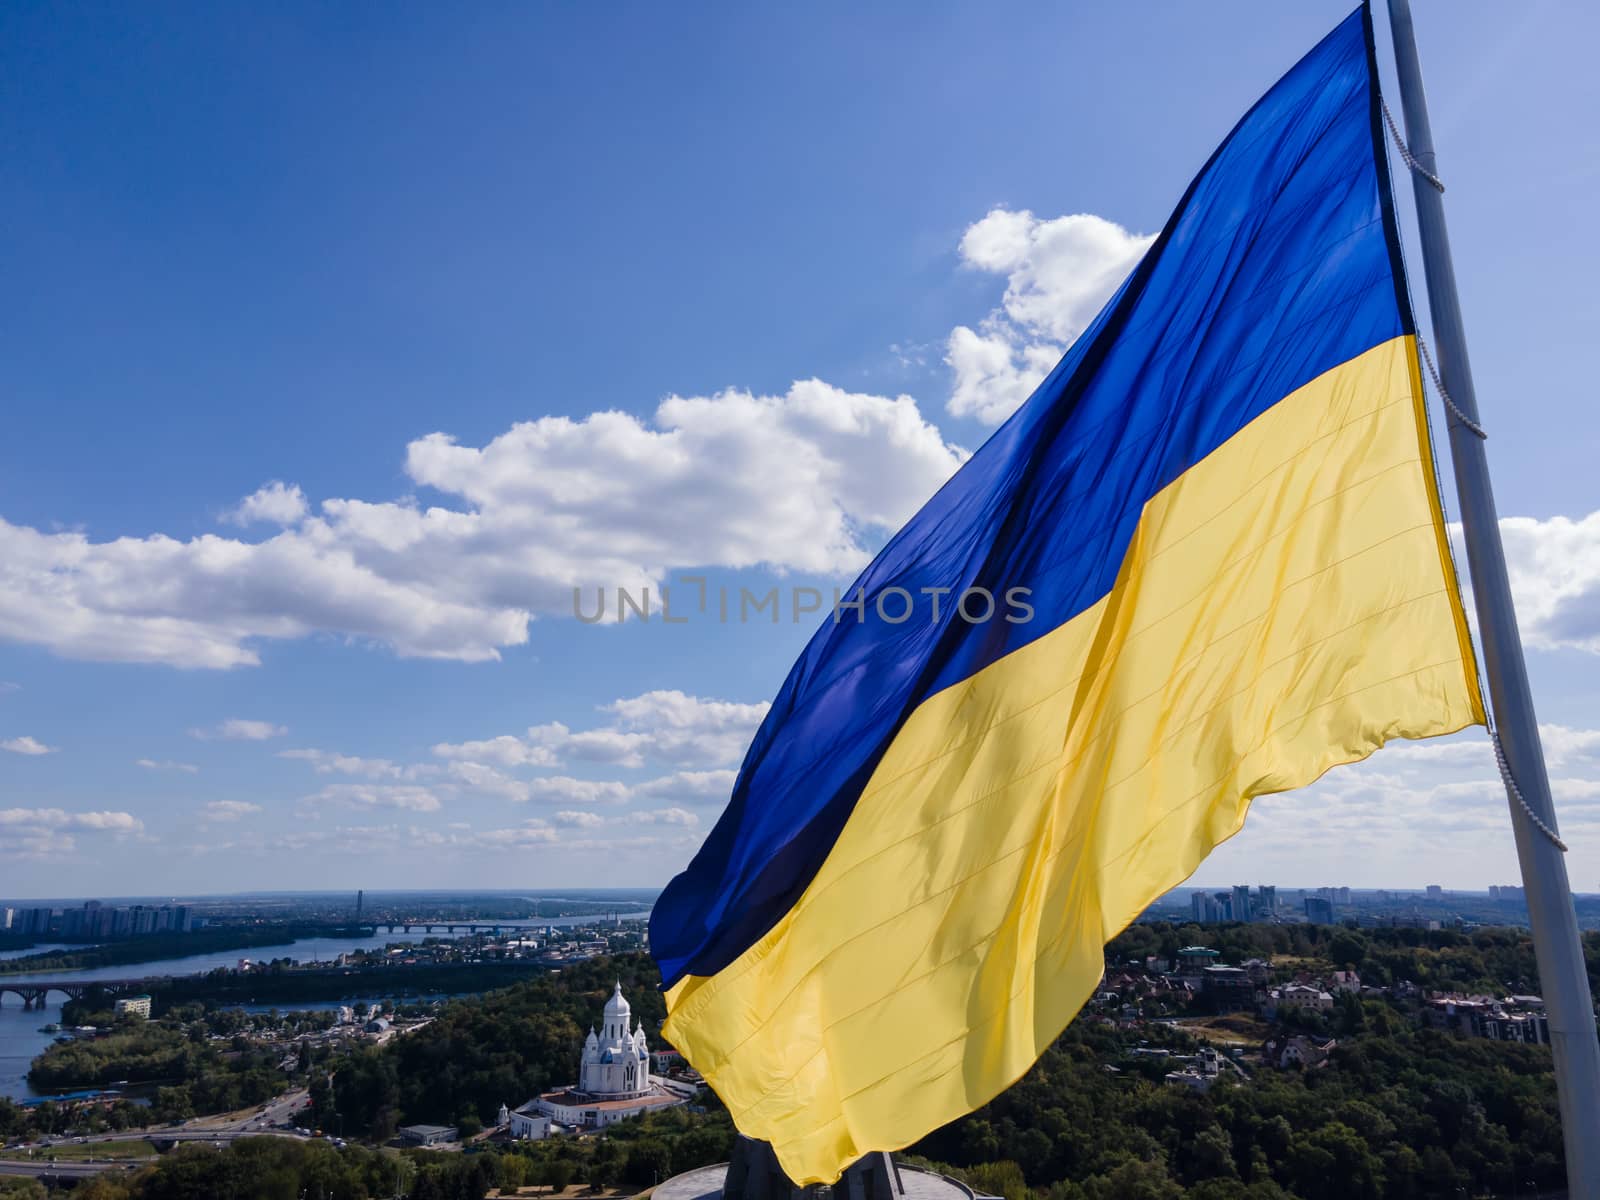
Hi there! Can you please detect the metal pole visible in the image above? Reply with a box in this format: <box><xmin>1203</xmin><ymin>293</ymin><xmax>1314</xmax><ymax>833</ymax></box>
<box><xmin>1386</xmin><ymin>2</ymin><xmax>1600</xmax><ymax>1193</ymax></box>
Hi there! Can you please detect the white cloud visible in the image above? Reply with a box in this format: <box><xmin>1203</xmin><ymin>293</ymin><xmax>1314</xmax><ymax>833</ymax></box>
<box><xmin>136</xmin><ymin>758</ymin><xmax>199</xmax><ymax>774</ymax></box>
<box><xmin>947</xmin><ymin>208</ymin><xmax>1152</xmax><ymax>424</ymax></box>
<box><xmin>549</xmin><ymin>806</ymin><xmax>698</xmax><ymax>830</ymax></box>
<box><xmin>0</xmin><ymin>807</ymin><xmax>144</xmax><ymax>859</ymax></box>
<box><xmin>299</xmin><ymin>784</ymin><xmax>442</xmax><ymax>813</ymax></box>
<box><xmin>0</xmin><ymin>682</ymin><xmax>19</xmax><ymax>695</ymax></box>
<box><xmin>1540</xmin><ymin>725</ymin><xmax>1600</xmax><ymax>766</ymax></box>
<box><xmin>191</xmin><ymin>718</ymin><xmax>287</xmax><ymax>741</ymax></box>
<box><xmin>433</xmin><ymin>690</ymin><xmax>765</xmax><ymax>773</ymax></box>
<box><xmin>2</xmin><ymin>735</ymin><xmax>56</xmax><ymax>755</ymax></box>
<box><xmin>1495</xmin><ymin>512</ymin><xmax>1600</xmax><ymax>654</ymax></box>
<box><xmin>552</xmin><ymin>810</ymin><xmax>606</xmax><ymax>829</ymax></box>
<box><xmin>947</xmin><ymin>325</ymin><xmax>1065</xmax><ymax>427</ymax></box>
<box><xmin>279</xmin><ymin>748</ymin><xmax>434</xmax><ymax>780</ymax></box>
<box><xmin>599</xmin><ymin>691</ymin><xmax>766</xmax><ymax>766</ymax></box>
<box><xmin>461</xmin><ymin>822</ymin><xmax>561</xmax><ymax>850</ymax></box>
<box><xmin>431</xmin><ymin>733</ymin><xmax>562</xmax><ymax>770</ymax></box>
<box><xmin>522</xmin><ymin>776</ymin><xmax>633</xmax><ymax>806</ymax></box>
<box><xmin>202</xmin><ymin>799</ymin><xmax>262</xmax><ymax>821</ymax></box>
<box><xmin>224</xmin><ymin>481</ymin><xmax>308</xmax><ymax>527</ymax></box>
<box><xmin>0</xmin><ymin>381</ymin><xmax>962</xmax><ymax>669</ymax></box>
<box><xmin>441</xmin><ymin>760</ymin><xmax>542</xmax><ymax>802</ymax></box>
<box><xmin>626</xmin><ymin>806</ymin><xmax>699</xmax><ymax>827</ymax></box>
<box><xmin>1200</xmin><ymin>723</ymin><xmax>1600</xmax><ymax>887</ymax></box>
<box><xmin>634</xmin><ymin>769</ymin><xmax>738</xmax><ymax>802</ymax></box>
<box><xmin>559</xmin><ymin>833</ymin><xmax>703</xmax><ymax>855</ymax></box>
<box><xmin>0</xmin><ymin>808</ymin><xmax>142</xmax><ymax>832</ymax></box>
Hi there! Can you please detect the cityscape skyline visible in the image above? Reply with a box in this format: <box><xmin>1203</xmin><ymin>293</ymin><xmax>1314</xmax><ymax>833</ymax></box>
<box><xmin>5</xmin><ymin>2</ymin><xmax>1600</xmax><ymax>895</ymax></box>
<box><xmin>0</xmin><ymin>881</ymin><xmax>1572</xmax><ymax>907</ymax></box>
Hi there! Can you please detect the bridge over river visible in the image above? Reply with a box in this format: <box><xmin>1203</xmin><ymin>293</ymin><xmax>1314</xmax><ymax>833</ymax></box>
<box><xmin>0</xmin><ymin>977</ymin><xmax>154</xmax><ymax>1010</ymax></box>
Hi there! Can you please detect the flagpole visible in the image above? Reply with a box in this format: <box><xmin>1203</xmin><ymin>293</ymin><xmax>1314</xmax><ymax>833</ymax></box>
<box><xmin>1386</xmin><ymin>1</ymin><xmax>1600</xmax><ymax>1191</ymax></box>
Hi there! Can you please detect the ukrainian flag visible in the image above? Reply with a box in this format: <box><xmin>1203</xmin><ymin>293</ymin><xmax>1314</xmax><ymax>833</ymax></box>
<box><xmin>652</xmin><ymin>5</ymin><xmax>1483</xmax><ymax>1182</ymax></box>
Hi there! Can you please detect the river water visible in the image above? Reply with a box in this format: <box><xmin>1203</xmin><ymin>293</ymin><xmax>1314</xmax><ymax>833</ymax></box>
<box><xmin>0</xmin><ymin>913</ymin><xmax>650</xmax><ymax>1102</ymax></box>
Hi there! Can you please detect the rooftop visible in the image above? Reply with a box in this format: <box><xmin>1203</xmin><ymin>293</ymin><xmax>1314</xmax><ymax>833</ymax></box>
<box><xmin>653</xmin><ymin>1163</ymin><xmax>975</xmax><ymax>1200</ymax></box>
<box><xmin>539</xmin><ymin>1086</ymin><xmax>684</xmax><ymax>1113</ymax></box>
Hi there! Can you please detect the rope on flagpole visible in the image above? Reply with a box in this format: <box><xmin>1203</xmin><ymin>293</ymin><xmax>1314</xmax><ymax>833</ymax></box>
<box><xmin>1412</xmin><ymin>304</ymin><xmax>1558</xmax><ymax>854</ymax></box>
<box><xmin>1417</xmin><ymin>336</ymin><xmax>1487</xmax><ymax>439</ymax></box>
<box><xmin>1492</xmin><ymin>728</ymin><xmax>1569</xmax><ymax>852</ymax></box>
<box><xmin>1382</xmin><ymin>96</ymin><xmax>1445</xmax><ymax>192</ymax></box>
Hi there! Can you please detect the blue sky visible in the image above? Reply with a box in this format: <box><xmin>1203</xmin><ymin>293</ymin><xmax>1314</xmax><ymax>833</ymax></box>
<box><xmin>3</xmin><ymin>1</ymin><xmax>1599</xmax><ymax>898</ymax></box>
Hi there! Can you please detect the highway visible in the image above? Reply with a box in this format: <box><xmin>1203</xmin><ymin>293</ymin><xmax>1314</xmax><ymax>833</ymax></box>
<box><xmin>0</xmin><ymin>1086</ymin><xmax>315</xmax><ymax>1179</ymax></box>
<box><xmin>0</xmin><ymin>1157</ymin><xmax>139</xmax><ymax>1181</ymax></box>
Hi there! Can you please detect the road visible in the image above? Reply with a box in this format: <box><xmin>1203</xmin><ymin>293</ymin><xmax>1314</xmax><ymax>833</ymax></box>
<box><xmin>0</xmin><ymin>1086</ymin><xmax>315</xmax><ymax>1179</ymax></box>
<box><xmin>0</xmin><ymin>1157</ymin><xmax>139</xmax><ymax>1180</ymax></box>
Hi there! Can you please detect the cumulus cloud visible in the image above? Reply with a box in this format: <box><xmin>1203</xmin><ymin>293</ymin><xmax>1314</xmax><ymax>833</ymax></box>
<box><xmin>1494</xmin><ymin>511</ymin><xmax>1600</xmax><ymax>654</ymax></box>
<box><xmin>947</xmin><ymin>208</ymin><xmax>1152</xmax><ymax>424</ymax></box>
<box><xmin>278</xmin><ymin>748</ymin><xmax>435</xmax><ymax>780</ymax></box>
<box><xmin>273</xmin><ymin>692</ymin><xmax>750</xmax><ymax>818</ymax></box>
<box><xmin>137</xmin><ymin>758</ymin><xmax>199</xmax><ymax>773</ymax></box>
<box><xmin>634</xmin><ymin>769</ymin><xmax>738</xmax><ymax>802</ymax></box>
<box><xmin>261</xmin><ymin>820</ymin><xmax>563</xmax><ymax>855</ymax></box>
<box><xmin>202</xmin><ymin>800</ymin><xmax>262</xmax><ymax>821</ymax></box>
<box><xmin>0</xmin><ymin>381</ymin><xmax>962</xmax><ymax>670</ymax></box>
<box><xmin>299</xmin><ymin>784</ymin><xmax>443</xmax><ymax>813</ymax></box>
<box><xmin>2</xmin><ymin>735</ymin><xmax>56</xmax><ymax>755</ymax></box>
<box><xmin>433</xmin><ymin>690</ymin><xmax>765</xmax><ymax>773</ymax></box>
<box><xmin>425</xmin><ymin>690</ymin><xmax>754</xmax><ymax>813</ymax></box>
<box><xmin>461</xmin><ymin>822</ymin><xmax>561</xmax><ymax>850</ymax></box>
<box><xmin>551</xmin><ymin>807</ymin><xmax>698</xmax><ymax>830</ymax></box>
<box><xmin>192</xmin><ymin>718</ymin><xmax>287</xmax><ymax>741</ymax></box>
<box><xmin>224</xmin><ymin>481</ymin><xmax>308</xmax><ymax>527</ymax></box>
<box><xmin>552</xmin><ymin>810</ymin><xmax>606</xmax><ymax>829</ymax></box>
<box><xmin>626</xmin><ymin>806</ymin><xmax>699</xmax><ymax>827</ymax></box>
<box><xmin>522</xmin><ymin>776</ymin><xmax>634</xmax><ymax>806</ymax></box>
<box><xmin>1201</xmin><ymin>724</ymin><xmax>1600</xmax><ymax>886</ymax></box>
<box><xmin>0</xmin><ymin>807</ymin><xmax>144</xmax><ymax>859</ymax></box>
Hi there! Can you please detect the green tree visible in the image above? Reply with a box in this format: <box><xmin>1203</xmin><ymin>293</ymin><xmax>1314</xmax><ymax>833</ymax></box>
<box><xmin>966</xmin><ymin>1160</ymin><xmax>1030</xmax><ymax>1200</ymax></box>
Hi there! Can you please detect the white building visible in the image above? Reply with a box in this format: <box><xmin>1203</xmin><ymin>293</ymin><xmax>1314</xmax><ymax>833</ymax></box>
<box><xmin>1272</xmin><ymin>983</ymin><xmax>1333</xmax><ymax>1013</ymax></box>
<box><xmin>511</xmin><ymin>982</ymin><xmax>691</xmax><ymax>1133</ymax></box>
<box><xmin>114</xmin><ymin>995</ymin><xmax>152</xmax><ymax>1019</ymax></box>
<box><xmin>500</xmin><ymin>1101</ymin><xmax>552</xmax><ymax>1141</ymax></box>
<box><xmin>579</xmin><ymin>982</ymin><xmax>652</xmax><ymax>1098</ymax></box>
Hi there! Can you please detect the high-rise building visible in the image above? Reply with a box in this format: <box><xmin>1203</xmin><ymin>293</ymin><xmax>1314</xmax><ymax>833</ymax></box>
<box><xmin>1191</xmin><ymin>892</ymin><xmax>1221</xmax><ymax>922</ymax></box>
<box><xmin>0</xmin><ymin>907</ymin><xmax>13</xmax><ymax>931</ymax></box>
<box><xmin>1426</xmin><ymin>884</ymin><xmax>1443</xmax><ymax>901</ymax></box>
<box><xmin>356</xmin><ymin>889</ymin><xmax>364</xmax><ymax>919</ymax></box>
<box><xmin>1258</xmin><ymin>885</ymin><xmax>1277</xmax><ymax>915</ymax></box>
<box><xmin>21</xmin><ymin>908</ymin><xmax>54</xmax><ymax>935</ymax></box>
<box><xmin>1233</xmin><ymin>885</ymin><xmax>1253</xmax><ymax>922</ymax></box>
<box><xmin>1304</xmin><ymin>897</ymin><xmax>1335</xmax><ymax>924</ymax></box>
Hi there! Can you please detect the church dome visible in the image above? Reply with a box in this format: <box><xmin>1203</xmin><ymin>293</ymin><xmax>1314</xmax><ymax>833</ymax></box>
<box><xmin>604</xmin><ymin>981</ymin><xmax>630</xmax><ymax>1020</ymax></box>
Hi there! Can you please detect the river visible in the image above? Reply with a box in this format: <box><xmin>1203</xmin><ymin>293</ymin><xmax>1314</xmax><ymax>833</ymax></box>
<box><xmin>0</xmin><ymin>912</ymin><xmax>650</xmax><ymax>1102</ymax></box>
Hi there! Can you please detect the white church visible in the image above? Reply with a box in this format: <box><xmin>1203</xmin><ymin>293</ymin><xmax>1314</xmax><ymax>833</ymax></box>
<box><xmin>502</xmin><ymin>982</ymin><xmax>693</xmax><ymax>1138</ymax></box>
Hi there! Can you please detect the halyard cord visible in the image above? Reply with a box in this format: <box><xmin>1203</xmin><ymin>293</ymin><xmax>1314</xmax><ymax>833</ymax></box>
<box><xmin>1382</xmin><ymin>93</ymin><xmax>1563</xmax><ymax>850</ymax></box>
<box><xmin>1381</xmin><ymin>96</ymin><xmax>1445</xmax><ymax>193</ymax></box>
<box><xmin>1414</xmin><ymin>341</ymin><xmax>1561</xmax><ymax>849</ymax></box>
<box><xmin>1493</xmin><ymin>730</ymin><xmax>1569</xmax><ymax>853</ymax></box>
<box><xmin>1416</xmin><ymin>335</ymin><xmax>1487</xmax><ymax>439</ymax></box>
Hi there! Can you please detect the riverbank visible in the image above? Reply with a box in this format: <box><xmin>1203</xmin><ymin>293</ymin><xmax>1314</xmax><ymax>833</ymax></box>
<box><xmin>0</xmin><ymin>925</ymin><xmax>378</xmax><ymax>977</ymax></box>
